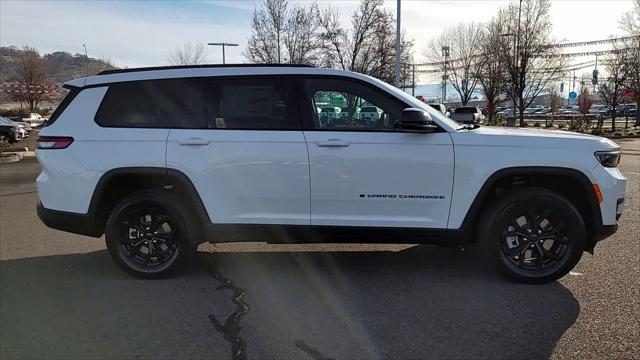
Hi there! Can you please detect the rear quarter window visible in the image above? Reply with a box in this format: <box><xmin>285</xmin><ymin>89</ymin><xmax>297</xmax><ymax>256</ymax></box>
<box><xmin>43</xmin><ymin>88</ymin><xmax>79</xmax><ymax>127</ymax></box>
<box><xmin>94</xmin><ymin>80</ymin><xmax>198</xmax><ymax>128</ymax></box>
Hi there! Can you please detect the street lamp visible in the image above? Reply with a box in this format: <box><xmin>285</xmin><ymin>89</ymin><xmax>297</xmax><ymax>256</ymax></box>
<box><xmin>441</xmin><ymin>46</ymin><xmax>450</xmax><ymax>103</ymax></box>
<box><xmin>500</xmin><ymin>33</ymin><xmax>517</xmax><ymax>125</ymax></box>
<box><xmin>207</xmin><ymin>42</ymin><xmax>239</xmax><ymax>64</ymax></box>
<box><xmin>82</xmin><ymin>44</ymin><xmax>89</xmax><ymax>76</ymax></box>
<box><xmin>394</xmin><ymin>0</ymin><xmax>401</xmax><ymax>87</ymax></box>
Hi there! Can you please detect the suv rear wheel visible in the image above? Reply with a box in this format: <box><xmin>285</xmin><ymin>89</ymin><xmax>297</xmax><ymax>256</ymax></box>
<box><xmin>480</xmin><ymin>188</ymin><xmax>586</xmax><ymax>283</ymax></box>
<box><xmin>105</xmin><ymin>190</ymin><xmax>199</xmax><ymax>278</ymax></box>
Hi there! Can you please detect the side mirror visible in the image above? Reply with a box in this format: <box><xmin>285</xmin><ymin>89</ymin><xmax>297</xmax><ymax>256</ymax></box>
<box><xmin>395</xmin><ymin>108</ymin><xmax>438</xmax><ymax>133</ymax></box>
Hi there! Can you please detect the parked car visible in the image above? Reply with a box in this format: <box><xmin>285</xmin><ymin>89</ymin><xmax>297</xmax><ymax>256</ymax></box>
<box><xmin>589</xmin><ymin>104</ymin><xmax>608</xmax><ymax>115</ymax></box>
<box><xmin>496</xmin><ymin>108</ymin><xmax>516</xmax><ymax>118</ymax></box>
<box><xmin>524</xmin><ymin>105</ymin><xmax>545</xmax><ymax>115</ymax></box>
<box><xmin>36</xmin><ymin>64</ymin><xmax>626</xmax><ymax>283</ymax></box>
<box><xmin>21</xmin><ymin>112</ymin><xmax>46</xmax><ymax>128</ymax></box>
<box><xmin>427</xmin><ymin>103</ymin><xmax>450</xmax><ymax>117</ymax></box>
<box><xmin>340</xmin><ymin>107</ymin><xmax>361</xmax><ymax>120</ymax></box>
<box><xmin>450</xmin><ymin>106</ymin><xmax>485</xmax><ymax>124</ymax></box>
<box><xmin>493</xmin><ymin>106</ymin><xmax>509</xmax><ymax>114</ymax></box>
<box><xmin>0</xmin><ymin>117</ymin><xmax>23</xmax><ymax>143</ymax></box>
<box><xmin>360</xmin><ymin>105</ymin><xmax>383</xmax><ymax>122</ymax></box>
<box><xmin>615</xmin><ymin>104</ymin><xmax>637</xmax><ymax>117</ymax></box>
<box><xmin>319</xmin><ymin>107</ymin><xmax>341</xmax><ymax>126</ymax></box>
<box><xmin>534</xmin><ymin>108</ymin><xmax>552</xmax><ymax>116</ymax></box>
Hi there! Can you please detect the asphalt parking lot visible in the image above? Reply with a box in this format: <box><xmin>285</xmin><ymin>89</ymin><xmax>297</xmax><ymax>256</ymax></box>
<box><xmin>0</xmin><ymin>138</ymin><xmax>638</xmax><ymax>360</ymax></box>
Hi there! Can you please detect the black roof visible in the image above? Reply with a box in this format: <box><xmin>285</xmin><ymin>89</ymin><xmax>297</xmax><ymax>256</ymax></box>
<box><xmin>98</xmin><ymin>63</ymin><xmax>315</xmax><ymax>76</ymax></box>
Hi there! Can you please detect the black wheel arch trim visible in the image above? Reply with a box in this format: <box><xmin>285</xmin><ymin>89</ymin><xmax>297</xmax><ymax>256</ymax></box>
<box><xmin>90</xmin><ymin>166</ymin><xmax>210</xmax><ymax>226</ymax></box>
<box><xmin>459</xmin><ymin>166</ymin><xmax>609</xmax><ymax>247</ymax></box>
<box><xmin>38</xmin><ymin>167</ymin><xmax>210</xmax><ymax>238</ymax></box>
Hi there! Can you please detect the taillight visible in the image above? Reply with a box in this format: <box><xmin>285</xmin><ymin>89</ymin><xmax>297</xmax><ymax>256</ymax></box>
<box><xmin>37</xmin><ymin>136</ymin><xmax>74</xmax><ymax>149</ymax></box>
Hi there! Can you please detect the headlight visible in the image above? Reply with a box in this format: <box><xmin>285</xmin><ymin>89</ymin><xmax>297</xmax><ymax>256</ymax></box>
<box><xmin>594</xmin><ymin>150</ymin><xmax>621</xmax><ymax>167</ymax></box>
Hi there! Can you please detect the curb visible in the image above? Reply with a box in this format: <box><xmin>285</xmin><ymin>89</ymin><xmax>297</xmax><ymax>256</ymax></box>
<box><xmin>0</xmin><ymin>153</ymin><xmax>21</xmax><ymax>163</ymax></box>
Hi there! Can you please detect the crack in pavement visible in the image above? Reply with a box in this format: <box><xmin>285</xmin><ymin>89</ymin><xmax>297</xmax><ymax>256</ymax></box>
<box><xmin>295</xmin><ymin>340</ymin><xmax>335</xmax><ymax>360</ymax></box>
<box><xmin>205</xmin><ymin>265</ymin><xmax>250</xmax><ymax>360</ymax></box>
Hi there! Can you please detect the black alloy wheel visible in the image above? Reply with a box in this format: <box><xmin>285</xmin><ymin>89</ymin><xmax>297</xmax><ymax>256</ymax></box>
<box><xmin>481</xmin><ymin>188</ymin><xmax>586</xmax><ymax>283</ymax></box>
<box><xmin>500</xmin><ymin>208</ymin><xmax>569</xmax><ymax>272</ymax></box>
<box><xmin>117</xmin><ymin>202</ymin><xmax>179</xmax><ymax>269</ymax></box>
<box><xmin>105</xmin><ymin>190</ymin><xmax>199</xmax><ymax>278</ymax></box>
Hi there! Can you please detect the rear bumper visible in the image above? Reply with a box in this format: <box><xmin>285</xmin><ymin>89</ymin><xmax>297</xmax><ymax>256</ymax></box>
<box><xmin>37</xmin><ymin>203</ymin><xmax>102</xmax><ymax>237</ymax></box>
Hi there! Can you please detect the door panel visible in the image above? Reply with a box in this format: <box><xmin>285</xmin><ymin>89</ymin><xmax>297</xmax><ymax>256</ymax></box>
<box><xmin>164</xmin><ymin>76</ymin><xmax>310</xmax><ymax>225</ymax></box>
<box><xmin>300</xmin><ymin>76</ymin><xmax>454</xmax><ymax>229</ymax></box>
<box><xmin>167</xmin><ymin>130</ymin><xmax>310</xmax><ymax>224</ymax></box>
<box><xmin>304</xmin><ymin>131</ymin><xmax>454</xmax><ymax>228</ymax></box>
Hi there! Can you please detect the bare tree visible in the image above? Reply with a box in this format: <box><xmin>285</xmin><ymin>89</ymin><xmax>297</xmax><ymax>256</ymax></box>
<box><xmin>318</xmin><ymin>0</ymin><xmax>413</xmax><ymax>85</ymax></box>
<box><xmin>598</xmin><ymin>44</ymin><xmax>628</xmax><ymax>132</ymax></box>
<box><xmin>12</xmin><ymin>46</ymin><xmax>49</xmax><ymax>112</ymax></box>
<box><xmin>619</xmin><ymin>0</ymin><xmax>640</xmax><ymax>126</ymax></box>
<box><xmin>477</xmin><ymin>17</ymin><xmax>508</xmax><ymax>123</ymax></box>
<box><xmin>425</xmin><ymin>22</ymin><xmax>484</xmax><ymax>105</ymax></box>
<box><xmin>283</xmin><ymin>3</ymin><xmax>321</xmax><ymax>64</ymax></box>
<box><xmin>245</xmin><ymin>0</ymin><xmax>321</xmax><ymax>64</ymax></box>
<box><xmin>546</xmin><ymin>83</ymin><xmax>562</xmax><ymax>126</ymax></box>
<box><xmin>496</xmin><ymin>0</ymin><xmax>566</xmax><ymax>126</ymax></box>
<box><xmin>619</xmin><ymin>0</ymin><xmax>640</xmax><ymax>37</ymax></box>
<box><xmin>167</xmin><ymin>42</ymin><xmax>207</xmax><ymax>65</ymax></box>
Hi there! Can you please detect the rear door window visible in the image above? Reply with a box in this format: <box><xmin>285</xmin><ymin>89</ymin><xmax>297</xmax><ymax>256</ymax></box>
<box><xmin>95</xmin><ymin>77</ymin><xmax>299</xmax><ymax>130</ymax></box>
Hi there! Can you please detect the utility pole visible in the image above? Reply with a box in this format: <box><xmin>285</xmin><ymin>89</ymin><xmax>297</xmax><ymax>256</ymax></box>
<box><xmin>411</xmin><ymin>64</ymin><xmax>416</xmax><ymax>96</ymax></box>
<box><xmin>500</xmin><ymin>33</ymin><xmax>516</xmax><ymax>125</ymax></box>
<box><xmin>572</xmin><ymin>69</ymin><xmax>576</xmax><ymax>104</ymax></box>
<box><xmin>395</xmin><ymin>0</ymin><xmax>401</xmax><ymax>87</ymax></box>
<box><xmin>442</xmin><ymin>46</ymin><xmax>450</xmax><ymax>104</ymax></box>
<box><xmin>82</xmin><ymin>44</ymin><xmax>89</xmax><ymax>76</ymax></box>
<box><xmin>516</xmin><ymin>0</ymin><xmax>523</xmax><ymax>126</ymax></box>
<box><xmin>207</xmin><ymin>42</ymin><xmax>239</xmax><ymax>64</ymax></box>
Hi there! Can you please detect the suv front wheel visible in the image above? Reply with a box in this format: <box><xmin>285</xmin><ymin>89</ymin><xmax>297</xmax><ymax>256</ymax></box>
<box><xmin>105</xmin><ymin>190</ymin><xmax>199</xmax><ymax>278</ymax></box>
<box><xmin>480</xmin><ymin>188</ymin><xmax>586</xmax><ymax>283</ymax></box>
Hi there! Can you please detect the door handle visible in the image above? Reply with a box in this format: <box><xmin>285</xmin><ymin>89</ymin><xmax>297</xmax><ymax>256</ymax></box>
<box><xmin>177</xmin><ymin>137</ymin><xmax>211</xmax><ymax>146</ymax></box>
<box><xmin>315</xmin><ymin>139</ymin><xmax>351</xmax><ymax>147</ymax></box>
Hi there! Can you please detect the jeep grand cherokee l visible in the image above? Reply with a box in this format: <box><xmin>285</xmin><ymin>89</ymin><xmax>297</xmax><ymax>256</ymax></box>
<box><xmin>36</xmin><ymin>64</ymin><xmax>626</xmax><ymax>283</ymax></box>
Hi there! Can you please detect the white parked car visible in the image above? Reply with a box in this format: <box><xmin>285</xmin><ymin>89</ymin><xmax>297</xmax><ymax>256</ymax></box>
<box><xmin>340</xmin><ymin>107</ymin><xmax>361</xmax><ymax>120</ymax></box>
<box><xmin>427</xmin><ymin>103</ymin><xmax>450</xmax><ymax>117</ymax></box>
<box><xmin>36</xmin><ymin>65</ymin><xmax>626</xmax><ymax>283</ymax></box>
<box><xmin>359</xmin><ymin>106</ymin><xmax>383</xmax><ymax>122</ymax></box>
<box><xmin>21</xmin><ymin>112</ymin><xmax>46</xmax><ymax>128</ymax></box>
<box><xmin>589</xmin><ymin>104</ymin><xmax>608</xmax><ymax>115</ymax></box>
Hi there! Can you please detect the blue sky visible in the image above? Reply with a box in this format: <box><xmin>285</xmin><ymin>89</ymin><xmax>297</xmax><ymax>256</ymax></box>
<box><xmin>1</xmin><ymin>0</ymin><xmax>635</xmax><ymax>82</ymax></box>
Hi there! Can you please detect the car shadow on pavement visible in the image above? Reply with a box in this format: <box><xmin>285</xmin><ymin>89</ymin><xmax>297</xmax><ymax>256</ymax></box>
<box><xmin>199</xmin><ymin>244</ymin><xmax>580</xmax><ymax>360</ymax></box>
<box><xmin>0</xmin><ymin>245</ymin><xmax>580</xmax><ymax>360</ymax></box>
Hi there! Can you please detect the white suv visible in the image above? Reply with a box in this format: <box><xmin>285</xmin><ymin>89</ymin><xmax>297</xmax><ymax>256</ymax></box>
<box><xmin>36</xmin><ymin>65</ymin><xmax>627</xmax><ymax>282</ymax></box>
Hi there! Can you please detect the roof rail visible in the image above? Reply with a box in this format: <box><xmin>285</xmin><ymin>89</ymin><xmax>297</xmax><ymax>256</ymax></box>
<box><xmin>98</xmin><ymin>63</ymin><xmax>315</xmax><ymax>76</ymax></box>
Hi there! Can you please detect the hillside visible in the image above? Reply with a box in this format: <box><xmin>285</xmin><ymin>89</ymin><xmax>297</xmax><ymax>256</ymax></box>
<box><xmin>0</xmin><ymin>46</ymin><xmax>118</xmax><ymax>84</ymax></box>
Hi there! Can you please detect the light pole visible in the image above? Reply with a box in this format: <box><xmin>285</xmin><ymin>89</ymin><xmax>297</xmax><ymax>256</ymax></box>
<box><xmin>207</xmin><ymin>42</ymin><xmax>239</xmax><ymax>64</ymax></box>
<box><xmin>82</xmin><ymin>44</ymin><xmax>89</xmax><ymax>76</ymax></box>
<box><xmin>441</xmin><ymin>46</ymin><xmax>450</xmax><ymax>103</ymax></box>
<box><xmin>500</xmin><ymin>33</ymin><xmax>516</xmax><ymax>125</ymax></box>
<box><xmin>395</xmin><ymin>0</ymin><xmax>401</xmax><ymax>87</ymax></box>
<box><xmin>515</xmin><ymin>0</ymin><xmax>523</xmax><ymax>126</ymax></box>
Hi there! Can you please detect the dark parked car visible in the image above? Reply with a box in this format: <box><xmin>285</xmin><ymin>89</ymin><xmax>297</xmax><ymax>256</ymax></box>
<box><xmin>0</xmin><ymin>118</ymin><xmax>22</xmax><ymax>143</ymax></box>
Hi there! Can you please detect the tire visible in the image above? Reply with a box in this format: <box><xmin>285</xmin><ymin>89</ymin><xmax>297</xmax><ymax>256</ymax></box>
<box><xmin>105</xmin><ymin>190</ymin><xmax>200</xmax><ymax>279</ymax></box>
<box><xmin>479</xmin><ymin>187</ymin><xmax>586</xmax><ymax>284</ymax></box>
